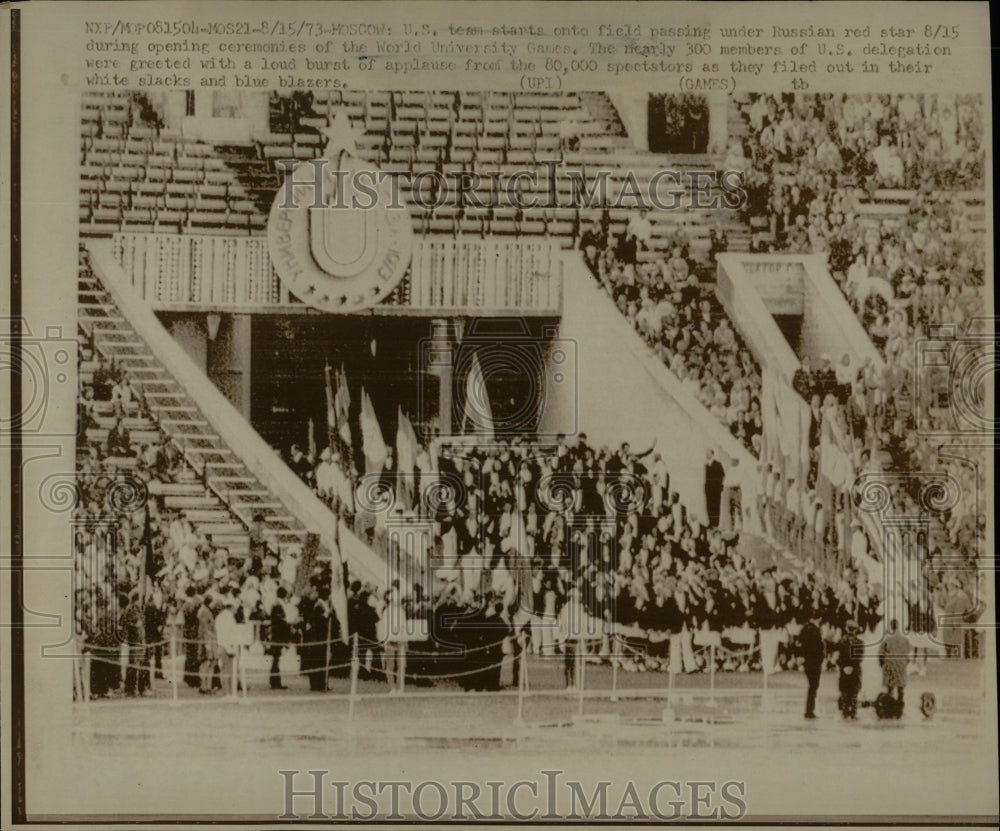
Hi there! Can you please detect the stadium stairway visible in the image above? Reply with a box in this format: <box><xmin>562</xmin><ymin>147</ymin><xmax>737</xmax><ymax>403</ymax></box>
<box><xmin>73</xmin><ymin>386</ymin><xmax>254</xmax><ymax>552</ymax></box>
<box><xmin>77</xmin><ymin>244</ymin><xmax>390</xmax><ymax>587</ymax></box>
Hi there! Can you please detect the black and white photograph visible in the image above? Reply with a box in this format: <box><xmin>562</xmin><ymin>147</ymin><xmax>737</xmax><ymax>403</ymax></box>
<box><xmin>2</xmin><ymin>1</ymin><xmax>995</xmax><ymax>827</ymax></box>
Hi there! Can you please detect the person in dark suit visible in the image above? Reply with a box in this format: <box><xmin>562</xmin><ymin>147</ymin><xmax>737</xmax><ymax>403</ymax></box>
<box><xmin>91</xmin><ymin>356</ymin><xmax>115</xmax><ymax>401</ymax></box>
<box><xmin>879</xmin><ymin>618</ymin><xmax>911</xmax><ymax>711</ymax></box>
<box><xmin>837</xmin><ymin>619</ymin><xmax>863</xmax><ymax>719</ymax></box>
<box><xmin>299</xmin><ymin>583</ymin><xmax>328</xmax><ymax>692</ymax></box>
<box><xmin>248</xmin><ymin>514</ymin><xmax>267</xmax><ymax>577</ymax></box>
<box><xmin>268</xmin><ymin>587</ymin><xmax>291</xmax><ymax>690</ymax></box>
<box><xmin>799</xmin><ymin>614</ymin><xmax>826</xmax><ymax>718</ymax></box>
<box><xmin>792</xmin><ymin>357</ymin><xmax>814</xmax><ymax>400</ymax></box>
<box><xmin>579</xmin><ymin>220</ymin><xmax>606</xmax><ymax>271</ymax></box>
<box><xmin>106</xmin><ymin>418</ymin><xmax>132</xmax><ymax>457</ymax></box>
<box><xmin>119</xmin><ymin>593</ymin><xmax>147</xmax><ymax>696</ymax></box>
<box><xmin>181</xmin><ymin>587</ymin><xmax>201</xmax><ymax>688</ymax></box>
<box><xmin>704</xmin><ymin>450</ymin><xmax>725</xmax><ymax>528</ymax></box>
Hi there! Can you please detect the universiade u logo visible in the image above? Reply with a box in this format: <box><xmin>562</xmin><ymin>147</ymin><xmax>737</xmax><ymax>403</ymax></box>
<box><xmin>267</xmin><ymin>109</ymin><xmax>413</xmax><ymax>312</ymax></box>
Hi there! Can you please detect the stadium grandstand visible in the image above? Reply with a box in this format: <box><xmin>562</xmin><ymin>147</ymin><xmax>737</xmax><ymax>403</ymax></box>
<box><xmin>73</xmin><ymin>88</ymin><xmax>987</xmax><ymax>707</ymax></box>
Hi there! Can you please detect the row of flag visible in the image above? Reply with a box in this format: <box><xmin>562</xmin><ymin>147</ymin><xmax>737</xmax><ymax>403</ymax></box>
<box><xmin>324</xmin><ymin>361</ymin><xmax>353</xmax><ymax>462</ymax></box>
<box><xmin>316</xmin><ymin>354</ymin><xmax>496</xmax><ymax>633</ymax></box>
<box><xmin>323</xmin><ymin>353</ymin><xmax>496</xmax><ymax>483</ymax></box>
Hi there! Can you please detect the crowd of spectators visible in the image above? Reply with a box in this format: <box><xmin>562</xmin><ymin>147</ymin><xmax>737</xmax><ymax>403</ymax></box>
<box><xmin>579</xmin><ymin>214</ymin><xmax>764</xmax><ymax>454</ymax></box>
<box><xmin>733</xmin><ymin>93</ymin><xmax>984</xmax><ymax>337</ymax></box>
<box><xmin>727</xmin><ymin>93</ymin><xmax>986</xmax><ymax>635</ymax></box>
<box><xmin>78</xmin><ymin>338</ymin><xmax>965</xmax><ymax>700</ymax></box>
<box><xmin>753</xmin><ymin>347</ymin><xmax>983</xmax><ymax>657</ymax></box>
<box><xmin>76</xmin><ymin>91</ymin><xmax>986</xmax><ymax>696</ymax></box>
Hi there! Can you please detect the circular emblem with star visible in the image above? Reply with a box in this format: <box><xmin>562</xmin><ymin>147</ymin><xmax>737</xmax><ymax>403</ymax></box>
<box><xmin>267</xmin><ymin>110</ymin><xmax>413</xmax><ymax>313</ymax></box>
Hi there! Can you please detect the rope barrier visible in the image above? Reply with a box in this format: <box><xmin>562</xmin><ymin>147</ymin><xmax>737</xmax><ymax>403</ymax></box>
<box><xmin>77</xmin><ymin>624</ymin><xmax>831</xmax><ymax>710</ymax></box>
<box><xmin>84</xmin><ymin>633</ymin><xmax>765</xmax><ymax>669</ymax></box>
<box><xmin>81</xmin><ymin>647</ymin><xmax>355</xmax><ymax>676</ymax></box>
<box><xmin>715</xmin><ymin>643</ymin><xmax>761</xmax><ymax>659</ymax></box>
<box><xmin>400</xmin><ymin>657</ymin><xmax>509</xmax><ymax>682</ymax></box>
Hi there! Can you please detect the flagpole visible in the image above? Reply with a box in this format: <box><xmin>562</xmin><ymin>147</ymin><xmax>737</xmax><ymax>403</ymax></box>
<box><xmin>325</xmin><ymin>608</ymin><xmax>333</xmax><ymax>693</ymax></box>
<box><xmin>348</xmin><ymin>631</ymin><xmax>359</xmax><ymax>725</ymax></box>
<box><xmin>514</xmin><ymin>630</ymin><xmax>526</xmax><ymax>726</ymax></box>
<box><xmin>139</xmin><ymin>502</ymin><xmax>151</xmax><ymax>690</ymax></box>
<box><xmin>325</xmin><ymin>360</ymin><xmax>336</xmax><ymax>453</ymax></box>
<box><xmin>610</xmin><ymin>652</ymin><xmax>619</xmax><ymax>702</ymax></box>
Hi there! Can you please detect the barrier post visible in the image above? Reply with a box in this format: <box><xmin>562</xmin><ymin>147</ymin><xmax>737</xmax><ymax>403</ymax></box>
<box><xmin>398</xmin><ymin>640</ymin><xmax>407</xmax><ymax>695</ymax></box>
<box><xmin>521</xmin><ymin>630</ymin><xmax>530</xmax><ymax>694</ymax></box>
<box><xmin>348</xmin><ymin>632</ymin><xmax>359</xmax><ymax>723</ymax></box>
<box><xmin>663</xmin><ymin>653</ymin><xmax>676</xmax><ymax>724</ymax></box>
<box><xmin>230</xmin><ymin>649</ymin><xmax>239</xmax><ymax>700</ymax></box>
<box><xmin>170</xmin><ymin>629</ymin><xmax>179</xmax><ymax>706</ymax></box>
<box><xmin>324</xmin><ymin>614</ymin><xmax>333</xmax><ymax>693</ymax></box>
<box><xmin>709</xmin><ymin>643</ymin><xmax>716</xmax><ymax>691</ymax></box>
<box><xmin>83</xmin><ymin>652</ymin><xmax>91</xmax><ymax>702</ymax></box>
<box><xmin>73</xmin><ymin>637</ymin><xmax>85</xmax><ymax>703</ymax></box>
<box><xmin>513</xmin><ymin>632</ymin><xmax>526</xmax><ymax>726</ymax></box>
<box><xmin>75</xmin><ymin>643</ymin><xmax>91</xmax><ymax>703</ymax></box>
<box><xmin>610</xmin><ymin>652</ymin><xmax>619</xmax><ymax>703</ymax></box>
<box><xmin>240</xmin><ymin>644</ymin><xmax>248</xmax><ymax>702</ymax></box>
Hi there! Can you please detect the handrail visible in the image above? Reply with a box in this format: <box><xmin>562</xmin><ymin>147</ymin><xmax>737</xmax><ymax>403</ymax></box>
<box><xmin>86</xmin><ymin>239</ymin><xmax>389</xmax><ymax>585</ymax></box>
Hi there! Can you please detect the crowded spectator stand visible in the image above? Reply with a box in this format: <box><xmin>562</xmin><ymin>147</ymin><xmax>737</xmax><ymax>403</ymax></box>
<box><xmin>72</xmin><ymin>90</ymin><xmax>986</xmax><ymax>710</ymax></box>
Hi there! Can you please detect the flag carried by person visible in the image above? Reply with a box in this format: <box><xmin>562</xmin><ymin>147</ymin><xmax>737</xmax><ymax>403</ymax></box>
<box><xmin>360</xmin><ymin>387</ymin><xmax>388</xmax><ymax>475</ymax></box>
<box><xmin>395</xmin><ymin>406</ymin><xmax>419</xmax><ymax>510</ymax></box>
<box><xmin>140</xmin><ymin>502</ymin><xmax>154</xmax><ymax>602</ymax></box>
<box><xmin>462</xmin><ymin>351</ymin><xmax>494</xmax><ymax>439</ymax></box>
<box><xmin>325</xmin><ymin>361</ymin><xmax>354</xmax><ymax>467</ymax></box>
<box><xmin>324</xmin><ymin>361</ymin><xmax>337</xmax><ymax>451</ymax></box>
<box><xmin>307</xmin><ymin>418</ymin><xmax>317</xmax><ymax>464</ymax></box>
<box><xmin>335</xmin><ymin>363</ymin><xmax>352</xmax><ymax>448</ymax></box>
<box><xmin>329</xmin><ymin>535</ymin><xmax>350</xmax><ymax>645</ymax></box>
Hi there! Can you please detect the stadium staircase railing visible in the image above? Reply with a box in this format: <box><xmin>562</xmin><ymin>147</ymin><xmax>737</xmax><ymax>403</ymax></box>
<box><xmin>79</xmin><ymin>241</ymin><xmax>391</xmax><ymax>587</ymax></box>
<box><xmin>75</xmin><ymin>355</ymin><xmax>257</xmax><ymax>555</ymax></box>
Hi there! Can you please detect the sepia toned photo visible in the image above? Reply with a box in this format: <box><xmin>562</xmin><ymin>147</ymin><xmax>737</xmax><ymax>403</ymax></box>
<box><xmin>2</xmin><ymin>2</ymin><xmax>995</xmax><ymax>828</ymax></box>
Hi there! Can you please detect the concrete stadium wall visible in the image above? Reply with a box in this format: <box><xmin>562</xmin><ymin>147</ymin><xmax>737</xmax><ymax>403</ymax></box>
<box><xmin>608</xmin><ymin>91</ymin><xmax>649</xmax><ymax>150</ymax></box>
<box><xmin>540</xmin><ymin>253</ymin><xmax>758</xmax><ymax>522</ymax></box>
<box><xmin>716</xmin><ymin>253</ymin><xmax>882</xmax><ymax>383</ymax></box>
<box><xmin>799</xmin><ymin>257</ymin><xmax>883</xmax><ymax>370</ymax></box>
<box><xmin>716</xmin><ymin>255</ymin><xmax>801</xmax><ymax>385</ymax></box>
<box><xmin>161</xmin><ymin>314</ymin><xmax>253</xmax><ymax>421</ymax></box>
<box><xmin>163</xmin><ymin>317</ymin><xmax>208</xmax><ymax>374</ymax></box>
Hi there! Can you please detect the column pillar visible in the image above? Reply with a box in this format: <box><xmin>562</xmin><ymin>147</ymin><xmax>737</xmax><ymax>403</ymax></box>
<box><xmin>428</xmin><ymin>319</ymin><xmax>454</xmax><ymax>436</ymax></box>
<box><xmin>707</xmin><ymin>91</ymin><xmax>730</xmax><ymax>155</ymax></box>
<box><xmin>207</xmin><ymin>313</ymin><xmax>253</xmax><ymax>421</ymax></box>
<box><xmin>609</xmin><ymin>91</ymin><xmax>649</xmax><ymax>151</ymax></box>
